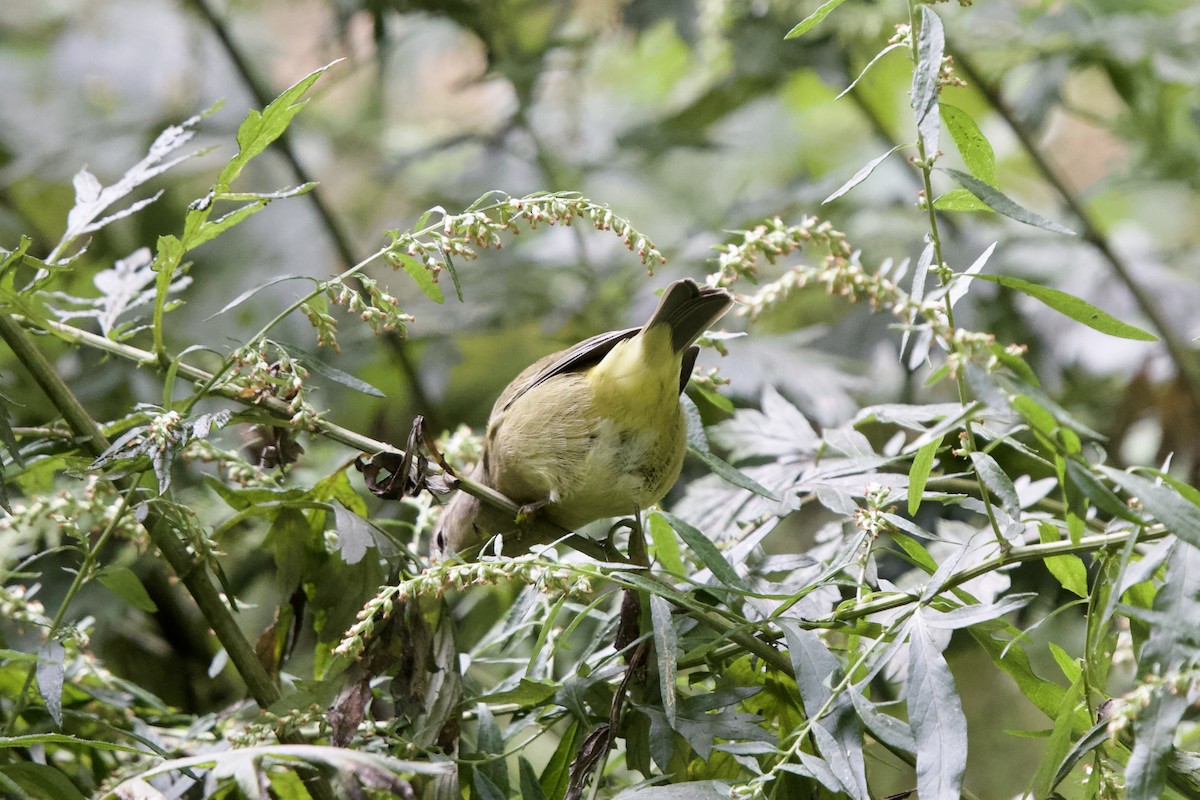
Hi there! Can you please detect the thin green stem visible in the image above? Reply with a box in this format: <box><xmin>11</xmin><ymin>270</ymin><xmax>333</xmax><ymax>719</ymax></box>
<box><xmin>822</xmin><ymin>523</ymin><xmax>1169</xmax><ymax>627</ymax></box>
<box><xmin>908</xmin><ymin>1</ymin><xmax>1006</xmax><ymax>548</ymax></box>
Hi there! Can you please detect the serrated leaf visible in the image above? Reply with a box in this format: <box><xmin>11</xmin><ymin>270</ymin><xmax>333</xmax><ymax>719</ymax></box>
<box><xmin>659</xmin><ymin>512</ymin><xmax>747</xmax><ymax>591</ymax></box>
<box><xmin>650</xmin><ymin>594</ymin><xmax>678</xmax><ymax>728</ymax></box>
<box><xmin>333</xmin><ymin>503</ymin><xmax>373</xmax><ymax>565</ymax></box>
<box><xmin>823</xmin><ymin>146</ymin><xmax>904</xmax><ymax>204</ymax></box>
<box><xmin>907</xmin><ymin>435</ymin><xmax>942</xmax><ymax>515</ymax></box>
<box><xmin>972</xmin><ymin>273</ymin><xmax>1156</xmax><ymax>341</ymax></box>
<box><xmin>908</xmin><ymin>614</ymin><xmax>966</xmax><ymax>799</ymax></box>
<box><xmin>911</xmin><ymin>7</ymin><xmax>944</xmax><ymax>156</ymax></box>
<box><xmin>784</xmin><ymin>0</ymin><xmax>849</xmax><ymax>39</ymax></box>
<box><xmin>218</xmin><ymin>61</ymin><xmax>340</xmax><ymax>191</ymax></box>
<box><xmin>942</xmin><ymin>104</ymin><xmax>997</xmax><ymax>185</ymax></box>
<box><xmin>391</xmin><ymin>252</ymin><xmax>445</xmax><ymax>304</ymax></box>
<box><xmin>96</xmin><ymin>566</ymin><xmax>159</xmax><ymax>612</ymax></box>
<box><xmin>943</xmin><ymin>169</ymin><xmax>1076</xmax><ymax>235</ymax></box>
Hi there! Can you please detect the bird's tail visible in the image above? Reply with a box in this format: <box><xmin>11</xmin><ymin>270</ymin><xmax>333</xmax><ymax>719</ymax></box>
<box><xmin>643</xmin><ymin>279</ymin><xmax>733</xmax><ymax>354</ymax></box>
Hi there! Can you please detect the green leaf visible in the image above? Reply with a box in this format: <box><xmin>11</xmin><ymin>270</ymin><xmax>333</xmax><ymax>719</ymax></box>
<box><xmin>1038</xmin><ymin>523</ymin><xmax>1089</xmax><ymax>598</ymax></box>
<box><xmin>648</xmin><ymin>510</ymin><xmax>685</xmax><ymax>574</ymax></box>
<box><xmin>390</xmin><ymin>252</ymin><xmax>445</xmax><ymax>304</ymax></box>
<box><xmin>973</xmin><ymin>273</ymin><xmax>1157</xmax><ymax>341</ymax></box>
<box><xmin>540</xmin><ymin>720</ymin><xmax>581</xmax><ymax>800</ymax></box>
<box><xmin>519</xmin><ymin>757</ymin><xmax>549</xmax><ymax>800</ymax></box>
<box><xmin>1031</xmin><ymin>673</ymin><xmax>1086</xmax><ymax>798</ymax></box>
<box><xmin>217</xmin><ymin>61</ymin><xmax>341</xmax><ymax>191</ymax></box>
<box><xmin>0</xmin><ymin>734</ymin><xmax>143</xmax><ymax>754</ymax></box>
<box><xmin>933</xmin><ymin>187</ymin><xmax>992</xmax><ymax>212</ymax></box>
<box><xmin>0</xmin><ymin>762</ymin><xmax>87</xmax><ymax>800</ymax></box>
<box><xmin>475</xmin><ymin>678</ymin><xmax>559</xmax><ymax>709</ymax></box>
<box><xmin>1049</xmin><ymin>719</ymin><xmax>1109</xmax><ymax>794</ymax></box>
<box><xmin>784</xmin><ymin>0</ymin><xmax>849</xmax><ymax>39</ymax></box>
<box><xmin>970</xmin><ymin>628</ymin><xmax>1068</xmax><ymax>719</ymax></box>
<box><xmin>295</xmin><ymin>349</ymin><xmax>386</xmax><ymax>397</ymax></box>
<box><xmin>941</xmin><ymin>105</ymin><xmax>997</xmax><ymax>185</ymax></box>
<box><xmin>836</xmin><ymin>42</ymin><xmax>905</xmax><ymax>100</ymax></box>
<box><xmin>943</xmin><ymin>168</ymin><xmax>1076</xmax><ymax>235</ymax></box>
<box><xmin>659</xmin><ymin>511</ymin><xmax>748</xmax><ymax>591</ymax></box>
<box><xmin>474</xmin><ymin>703</ymin><xmax>509</xmax><ymax>795</ymax></box>
<box><xmin>96</xmin><ymin>566</ymin><xmax>159</xmax><ymax>612</ymax></box>
<box><xmin>649</xmin><ymin>594</ymin><xmax>678</xmax><ymax>728</ymax></box>
<box><xmin>907</xmin><ymin>435</ymin><xmax>942</xmax><ymax>516</ymax></box>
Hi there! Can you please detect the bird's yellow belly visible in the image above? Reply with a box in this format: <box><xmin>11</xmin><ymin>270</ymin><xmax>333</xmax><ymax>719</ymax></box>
<box><xmin>487</xmin><ymin>373</ymin><xmax>686</xmax><ymax>532</ymax></box>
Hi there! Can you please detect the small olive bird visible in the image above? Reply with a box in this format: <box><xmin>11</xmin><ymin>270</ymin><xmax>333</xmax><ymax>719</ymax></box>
<box><xmin>432</xmin><ymin>278</ymin><xmax>733</xmax><ymax>559</ymax></box>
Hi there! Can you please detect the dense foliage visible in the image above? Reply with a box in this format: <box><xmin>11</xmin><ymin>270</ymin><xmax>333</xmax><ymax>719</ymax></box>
<box><xmin>3</xmin><ymin>1</ymin><xmax>1200</xmax><ymax>799</ymax></box>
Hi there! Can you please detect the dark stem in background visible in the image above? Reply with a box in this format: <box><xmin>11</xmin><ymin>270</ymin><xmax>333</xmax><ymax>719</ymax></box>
<box><xmin>185</xmin><ymin>0</ymin><xmax>440</xmax><ymax>430</ymax></box>
<box><xmin>951</xmin><ymin>48</ymin><xmax>1200</xmax><ymax>411</ymax></box>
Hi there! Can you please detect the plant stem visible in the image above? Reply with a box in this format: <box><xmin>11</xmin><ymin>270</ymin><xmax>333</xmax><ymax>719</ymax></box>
<box><xmin>14</xmin><ymin>313</ymin><xmax>618</xmax><ymax>562</ymax></box>
<box><xmin>949</xmin><ymin>47</ymin><xmax>1200</xmax><ymax>412</ymax></box>
<box><xmin>908</xmin><ymin>2</ymin><xmax>1007</xmax><ymax>548</ymax></box>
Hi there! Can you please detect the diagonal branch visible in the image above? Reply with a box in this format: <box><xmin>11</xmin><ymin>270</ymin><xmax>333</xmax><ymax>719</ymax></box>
<box><xmin>950</xmin><ymin>47</ymin><xmax>1200</xmax><ymax>411</ymax></box>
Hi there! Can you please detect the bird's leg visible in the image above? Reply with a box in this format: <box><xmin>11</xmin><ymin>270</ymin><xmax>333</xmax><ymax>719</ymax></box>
<box><xmin>515</xmin><ymin>496</ymin><xmax>552</xmax><ymax>525</ymax></box>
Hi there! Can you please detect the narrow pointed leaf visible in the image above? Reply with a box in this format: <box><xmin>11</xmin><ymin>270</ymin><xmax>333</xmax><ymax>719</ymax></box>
<box><xmin>907</xmin><ymin>435</ymin><xmax>942</xmax><ymax>515</ymax></box>
<box><xmin>785</xmin><ymin>0</ymin><xmax>849</xmax><ymax>39</ymax></box>
<box><xmin>973</xmin><ymin>273</ymin><xmax>1156</xmax><ymax>341</ymax></box>
<box><xmin>824</xmin><ymin>146</ymin><xmax>904</xmax><ymax>204</ymax></box>
<box><xmin>943</xmin><ymin>169</ymin><xmax>1076</xmax><ymax>235</ymax></box>
<box><xmin>908</xmin><ymin>614</ymin><xmax>967</xmax><ymax>799</ymax></box>
<box><xmin>649</xmin><ymin>594</ymin><xmax>678</xmax><ymax>728</ymax></box>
